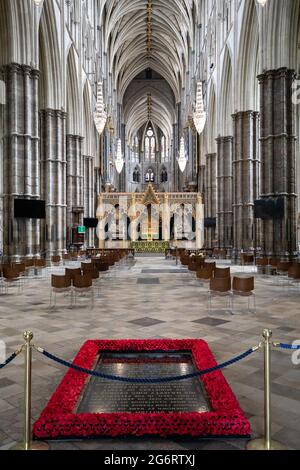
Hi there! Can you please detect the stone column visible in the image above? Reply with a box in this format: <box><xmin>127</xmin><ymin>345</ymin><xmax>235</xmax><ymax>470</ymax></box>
<box><xmin>232</xmin><ymin>111</ymin><xmax>260</xmax><ymax>256</ymax></box>
<box><xmin>162</xmin><ymin>193</ymin><xmax>170</xmax><ymax>242</ymax></box>
<box><xmin>0</xmin><ymin>94</ymin><xmax>4</xmax><ymax>257</ymax></box>
<box><xmin>258</xmin><ymin>68</ymin><xmax>297</xmax><ymax>257</ymax></box>
<box><xmin>66</xmin><ymin>134</ymin><xmax>84</xmax><ymax>247</ymax></box>
<box><xmin>216</xmin><ymin>136</ymin><xmax>233</xmax><ymax>250</ymax></box>
<box><xmin>204</xmin><ymin>153</ymin><xmax>217</xmax><ymax>249</ymax></box>
<box><xmin>83</xmin><ymin>155</ymin><xmax>95</xmax><ymax>248</ymax></box>
<box><xmin>129</xmin><ymin>194</ymin><xmax>137</xmax><ymax>243</ymax></box>
<box><xmin>40</xmin><ymin>109</ymin><xmax>67</xmax><ymax>256</ymax></box>
<box><xmin>1</xmin><ymin>63</ymin><xmax>40</xmax><ymax>260</ymax></box>
<box><xmin>198</xmin><ymin>164</ymin><xmax>205</xmax><ymax>196</ymax></box>
<box><xmin>196</xmin><ymin>195</ymin><xmax>204</xmax><ymax>249</ymax></box>
<box><xmin>96</xmin><ymin>195</ymin><xmax>105</xmax><ymax>249</ymax></box>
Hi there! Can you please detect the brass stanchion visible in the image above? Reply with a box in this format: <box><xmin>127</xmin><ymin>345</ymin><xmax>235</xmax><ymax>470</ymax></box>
<box><xmin>247</xmin><ymin>329</ymin><xmax>287</xmax><ymax>450</ymax></box>
<box><xmin>11</xmin><ymin>331</ymin><xmax>49</xmax><ymax>451</ymax></box>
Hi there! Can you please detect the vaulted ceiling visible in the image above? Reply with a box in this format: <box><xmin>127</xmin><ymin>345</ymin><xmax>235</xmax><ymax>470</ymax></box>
<box><xmin>99</xmin><ymin>0</ymin><xmax>199</xmax><ymax>140</ymax></box>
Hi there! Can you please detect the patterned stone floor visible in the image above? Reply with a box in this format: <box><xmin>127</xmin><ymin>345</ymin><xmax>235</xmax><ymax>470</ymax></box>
<box><xmin>0</xmin><ymin>255</ymin><xmax>299</xmax><ymax>450</ymax></box>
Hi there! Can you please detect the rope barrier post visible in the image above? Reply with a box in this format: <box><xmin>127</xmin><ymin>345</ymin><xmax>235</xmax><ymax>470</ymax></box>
<box><xmin>11</xmin><ymin>331</ymin><xmax>49</xmax><ymax>451</ymax></box>
<box><xmin>247</xmin><ymin>329</ymin><xmax>287</xmax><ymax>451</ymax></box>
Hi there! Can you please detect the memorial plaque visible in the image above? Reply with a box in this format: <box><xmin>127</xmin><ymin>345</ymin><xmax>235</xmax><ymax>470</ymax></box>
<box><xmin>77</xmin><ymin>352</ymin><xmax>211</xmax><ymax>414</ymax></box>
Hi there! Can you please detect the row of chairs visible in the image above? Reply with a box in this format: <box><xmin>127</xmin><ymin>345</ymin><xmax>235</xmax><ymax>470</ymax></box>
<box><xmin>0</xmin><ymin>259</ymin><xmax>48</xmax><ymax>294</ymax></box>
<box><xmin>50</xmin><ymin>250</ymin><xmax>129</xmax><ymax>307</ymax></box>
<box><xmin>51</xmin><ymin>271</ymin><xmax>95</xmax><ymax>308</ymax></box>
<box><xmin>208</xmin><ymin>276</ymin><xmax>256</xmax><ymax>314</ymax></box>
<box><xmin>177</xmin><ymin>254</ymin><xmax>255</xmax><ymax>314</ymax></box>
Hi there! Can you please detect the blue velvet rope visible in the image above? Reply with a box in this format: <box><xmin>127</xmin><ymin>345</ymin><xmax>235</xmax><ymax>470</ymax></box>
<box><xmin>277</xmin><ymin>343</ymin><xmax>300</xmax><ymax>350</ymax></box>
<box><xmin>0</xmin><ymin>352</ymin><xmax>17</xmax><ymax>370</ymax></box>
<box><xmin>40</xmin><ymin>347</ymin><xmax>255</xmax><ymax>384</ymax></box>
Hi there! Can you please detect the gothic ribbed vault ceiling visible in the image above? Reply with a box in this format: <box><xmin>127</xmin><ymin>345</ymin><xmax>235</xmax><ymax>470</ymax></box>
<box><xmin>99</xmin><ymin>0</ymin><xmax>199</xmax><ymax>141</ymax></box>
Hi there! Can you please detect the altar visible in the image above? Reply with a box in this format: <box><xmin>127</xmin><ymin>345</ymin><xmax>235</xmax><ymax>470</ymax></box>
<box><xmin>130</xmin><ymin>241</ymin><xmax>170</xmax><ymax>253</ymax></box>
<box><xmin>96</xmin><ymin>184</ymin><xmax>204</xmax><ymax>250</ymax></box>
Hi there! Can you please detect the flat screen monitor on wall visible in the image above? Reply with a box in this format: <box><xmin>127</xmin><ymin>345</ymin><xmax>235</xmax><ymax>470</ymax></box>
<box><xmin>254</xmin><ymin>198</ymin><xmax>284</xmax><ymax>220</ymax></box>
<box><xmin>14</xmin><ymin>199</ymin><xmax>46</xmax><ymax>219</ymax></box>
<box><xmin>204</xmin><ymin>218</ymin><xmax>217</xmax><ymax>228</ymax></box>
<box><xmin>84</xmin><ymin>218</ymin><xmax>98</xmax><ymax>228</ymax></box>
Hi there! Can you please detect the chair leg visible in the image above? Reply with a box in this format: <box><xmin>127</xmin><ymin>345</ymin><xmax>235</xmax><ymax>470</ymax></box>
<box><xmin>91</xmin><ymin>288</ymin><xmax>94</xmax><ymax>309</ymax></box>
<box><xmin>253</xmin><ymin>293</ymin><xmax>256</xmax><ymax>313</ymax></box>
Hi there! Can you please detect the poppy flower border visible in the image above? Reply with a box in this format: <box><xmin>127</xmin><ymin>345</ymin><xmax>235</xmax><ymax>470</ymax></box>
<box><xmin>33</xmin><ymin>339</ymin><xmax>251</xmax><ymax>439</ymax></box>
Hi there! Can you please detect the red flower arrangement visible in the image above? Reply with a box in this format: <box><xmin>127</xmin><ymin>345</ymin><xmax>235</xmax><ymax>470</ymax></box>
<box><xmin>33</xmin><ymin>339</ymin><xmax>251</xmax><ymax>439</ymax></box>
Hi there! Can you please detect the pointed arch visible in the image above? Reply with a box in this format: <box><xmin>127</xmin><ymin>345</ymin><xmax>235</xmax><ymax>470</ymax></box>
<box><xmin>66</xmin><ymin>46</ymin><xmax>81</xmax><ymax>135</ymax></box>
<box><xmin>39</xmin><ymin>0</ymin><xmax>61</xmax><ymax>109</ymax></box>
<box><xmin>236</xmin><ymin>0</ymin><xmax>260</xmax><ymax>111</ymax></box>
<box><xmin>220</xmin><ymin>46</ymin><xmax>233</xmax><ymax>136</ymax></box>
<box><xmin>207</xmin><ymin>82</ymin><xmax>217</xmax><ymax>153</ymax></box>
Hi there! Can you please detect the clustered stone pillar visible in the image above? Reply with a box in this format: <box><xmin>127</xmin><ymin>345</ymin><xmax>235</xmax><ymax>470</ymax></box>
<box><xmin>0</xmin><ymin>92</ymin><xmax>4</xmax><ymax>256</ymax></box>
<box><xmin>83</xmin><ymin>155</ymin><xmax>95</xmax><ymax>247</ymax></box>
<box><xmin>40</xmin><ymin>109</ymin><xmax>67</xmax><ymax>256</ymax></box>
<box><xmin>196</xmin><ymin>195</ymin><xmax>204</xmax><ymax>249</ymax></box>
<box><xmin>198</xmin><ymin>164</ymin><xmax>205</xmax><ymax>196</ymax></box>
<box><xmin>216</xmin><ymin>136</ymin><xmax>233</xmax><ymax>250</ymax></box>
<box><xmin>258</xmin><ymin>68</ymin><xmax>297</xmax><ymax>257</ymax></box>
<box><xmin>162</xmin><ymin>193</ymin><xmax>170</xmax><ymax>242</ymax></box>
<box><xmin>232</xmin><ymin>111</ymin><xmax>260</xmax><ymax>256</ymax></box>
<box><xmin>66</xmin><ymin>135</ymin><xmax>84</xmax><ymax>247</ymax></box>
<box><xmin>204</xmin><ymin>153</ymin><xmax>217</xmax><ymax>249</ymax></box>
<box><xmin>1</xmin><ymin>63</ymin><xmax>40</xmax><ymax>259</ymax></box>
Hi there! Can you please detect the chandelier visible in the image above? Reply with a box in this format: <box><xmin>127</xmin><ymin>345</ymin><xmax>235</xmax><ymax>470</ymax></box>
<box><xmin>257</xmin><ymin>0</ymin><xmax>268</xmax><ymax>5</ymax></box>
<box><xmin>33</xmin><ymin>0</ymin><xmax>42</xmax><ymax>4</ymax></box>
<box><xmin>115</xmin><ymin>139</ymin><xmax>124</xmax><ymax>174</ymax></box>
<box><xmin>193</xmin><ymin>81</ymin><xmax>206</xmax><ymax>135</ymax></box>
<box><xmin>178</xmin><ymin>137</ymin><xmax>187</xmax><ymax>173</ymax></box>
<box><xmin>94</xmin><ymin>81</ymin><xmax>107</xmax><ymax>135</ymax></box>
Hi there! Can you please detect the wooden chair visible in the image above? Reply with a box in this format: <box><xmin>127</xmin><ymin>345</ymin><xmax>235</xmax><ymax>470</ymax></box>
<box><xmin>276</xmin><ymin>261</ymin><xmax>292</xmax><ymax>276</ymax></box>
<box><xmin>288</xmin><ymin>265</ymin><xmax>300</xmax><ymax>289</ymax></box>
<box><xmin>50</xmin><ymin>275</ymin><xmax>72</xmax><ymax>307</ymax></box>
<box><xmin>188</xmin><ymin>257</ymin><xmax>205</xmax><ymax>272</ymax></box>
<box><xmin>2</xmin><ymin>266</ymin><xmax>24</xmax><ymax>294</ymax></box>
<box><xmin>214</xmin><ymin>267</ymin><xmax>231</xmax><ymax>279</ymax></box>
<box><xmin>65</xmin><ymin>268</ymin><xmax>82</xmax><ymax>283</ymax></box>
<box><xmin>196</xmin><ymin>266</ymin><xmax>214</xmax><ymax>284</ymax></box>
<box><xmin>204</xmin><ymin>261</ymin><xmax>216</xmax><ymax>271</ymax></box>
<box><xmin>241</xmin><ymin>253</ymin><xmax>254</xmax><ymax>266</ymax></box>
<box><xmin>51</xmin><ymin>255</ymin><xmax>61</xmax><ymax>266</ymax></box>
<box><xmin>34</xmin><ymin>259</ymin><xmax>47</xmax><ymax>277</ymax></box>
<box><xmin>63</xmin><ymin>253</ymin><xmax>72</xmax><ymax>265</ymax></box>
<box><xmin>256</xmin><ymin>257</ymin><xmax>268</xmax><ymax>274</ymax></box>
<box><xmin>73</xmin><ymin>274</ymin><xmax>94</xmax><ymax>308</ymax></box>
<box><xmin>15</xmin><ymin>263</ymin><xmax>26</xmax><ymax>277</ymax></box>
<box><xmin>208</xmin><ymin>277</ymin><xmax>232</xmax><ymax>313</ymax></box>
<box><xmin>232</xmin><ymin>277</ymin><xmax>256</xmax><ymax>313</ymax></box>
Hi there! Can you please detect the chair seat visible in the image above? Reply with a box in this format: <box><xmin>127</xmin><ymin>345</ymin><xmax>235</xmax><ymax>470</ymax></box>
<box><xmin>211</xmin><ymin>291</ymin><xmax>231</xmax><ymax>297</ymax></box>
<box><xmin>233</xmin><ymin>290</ymin><xmax>253</xmax><ymax>297</ymax></box>
<box><xmin>52</xmin><ymin>287</ymin><xmax>71</xmax><ymax>293</ymax></box>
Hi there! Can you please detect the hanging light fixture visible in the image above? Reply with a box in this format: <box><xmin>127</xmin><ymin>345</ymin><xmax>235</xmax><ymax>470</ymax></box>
<box><xmin>178</xmin><ymin>137</ymin><xmax>188</xmax><ymax>173</ymax></box>
<box><xmin>94</xmin><ymin>81</ymin><xmax>107</xmax><ymax>135</ymax></box>
<box><xmin>257</xmin><ymin>0</ymin><xmax>268</xmax><ymax>6</ymax></box>
<box><xmin>115</xmin><ymin>139</ymin><xmax>124</xmax><ymax>174</ymax></box>
<box><xmin>193</xmin><ymin>81</ymin><xmax>206</xmax><ymax>135</ymax></box>
<box><xmin>33</xmin><ymin>0</ymin><xmax>42</xmax><ymax>5</ymax></box>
